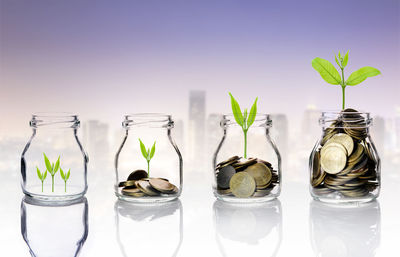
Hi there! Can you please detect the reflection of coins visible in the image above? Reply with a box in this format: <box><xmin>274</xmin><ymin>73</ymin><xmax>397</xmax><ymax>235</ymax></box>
<box><xmin>244</xmin><ymin>163</ymin><xmax>272</xmax><ymax>189</ymax></box>
<box><xmin>149</xmin><ymin>178</ymin><xmax>175</xmax><ymax>193</ymax></box>
<box><xmin>127</xmin><ymin>170</ymin><xmax>148</xmax><ymax>181</ymax></box>
<box><xmin>321</xmin><ymin>144</ymin><xmax>347</xmax><ymax>174</ymax></box>
<box><xmin>217</xmin><ymin>165</ymin><xmax>236</xmax><ymax>189</ymax></box>
<box><xmin>313</xmin><ymin>152</ymin><xmax>321</xmax><ymax>178</ymax></box>
<box><xmin>135</xmin><ymin>180</ymin><xmax>160</xmax><ymax>196</ymax></box>
<box><xmin>230</xmin><ymin>172</ymin><xmax>256</xmax><ymax>198</ymax></box>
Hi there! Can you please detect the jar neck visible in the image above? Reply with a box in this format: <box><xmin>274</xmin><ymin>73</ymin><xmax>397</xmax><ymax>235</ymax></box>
<box><xmin>122</xmin><ymin>113</ymin><xmax>174</xmax><ymax>129</ymax></box>
<box><xmin>319</xmin><ymin>110</ymin><xmax>372</xmax><ymax>129</ymax></box>
<box><xmin>221</xmin><ymin>113</ymin><xmax>272</xmax><ymax>129</ymax></box>
<box><xmin>30</xmin><ymin>113</ymin><xmax>80</xmax><ymax>129</ymax></box>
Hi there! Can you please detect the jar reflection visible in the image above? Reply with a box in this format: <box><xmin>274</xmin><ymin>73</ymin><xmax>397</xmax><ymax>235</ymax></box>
<box><xmin>309</xmin><ymin>200</ymin><xmax>381</xmax><ymax>257</ymax></box>
<box><xmin>213</xmin><ymin>200</ymin><xmax>282</xmax><ymax>257</ymax></box>
<box><xmin>115</xmin><ymin>200</ymin><xmax>183</xmax><ymax>257</ymax></box>
<box><xmin>21</xmin><ymin>196</ymin><xmax>88</xmax><ymax>257</ymax></box>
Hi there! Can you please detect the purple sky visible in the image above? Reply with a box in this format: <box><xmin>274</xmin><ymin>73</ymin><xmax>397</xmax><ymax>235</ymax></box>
<box><xmin>1</xmin><ymin>0</ymin><xmax>399</xmax><ymax>136</ymax></box>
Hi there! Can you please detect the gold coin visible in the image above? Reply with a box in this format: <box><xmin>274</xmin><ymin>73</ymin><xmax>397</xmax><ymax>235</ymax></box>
<box><xmin>229</xmin><ymin>172</ymin><xmax>256</xmax><ymax>198</ymax></box>
<box><xmin>127</xmin><ymin>170</ymin><xmax>148</xmax><ymax>181</ymax></box>
<box><xmin>121</xmin><ymin>187</ymin><xmax>144</xmax><ymax>197</ymax></box>
<box><xmin>244</xmin><ymin>163</ymin><xmax>272</xmax><ymax>188</ymax></box>
<box><xmin>149</xmin><ymin>178</ymin><xmax>175</xmax><ymax>193</ymax></box>
<box><xmin>217</xmin><ymin>188</ymin><xmax>232</xmax><ymax>195</ymax></box>
<box><xmin>321</xmin><ymin>144</ymin><xmax>347</xmax><ymax>174</ymax></box>
<box><xmin>312</xmin><ymin>151</ymin><xmax>321</xmax><ymax>179</ymax></box>
<box><xmin>327</xmin><ymin>133</ymin><xmax>354</xmax><ymax>156</ymax></box>
<box><xmin>118</xmin><ymin>180</ymin><xmax>137</xmax><ymax>188</ymax></box>
<box><xmin>135</xmin><ymin>180</ymin><xmax>160</xmax><ymax>196</ymax></box>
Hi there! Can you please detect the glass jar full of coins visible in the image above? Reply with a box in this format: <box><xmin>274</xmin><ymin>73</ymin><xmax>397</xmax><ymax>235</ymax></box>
<box><xmin>115</xmin><ymin>114</ymin><xmax>183</xmax><ymax>203</ymax></box>
<box><xmin>213</xmin><ymin>114</ymin><xmax>281</xmax><ymax>202</ymax></box>
<box><xmin>309</xmin><ymin>109</ymin><xmax>380</xmax><ymax>203</ymax></box>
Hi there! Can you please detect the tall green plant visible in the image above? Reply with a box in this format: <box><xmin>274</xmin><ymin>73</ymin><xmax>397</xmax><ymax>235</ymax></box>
<box><xmin>229</xmin><ymin>93</ymin><xmax>258</xmax><ymax>159</ymax></box>
<box><xmin>312</xmin><ymin>51</ymin><xmax>381</xmax><ymax>109</ymax></box>
<box><xmin>139</xmin><ymin>139</ymin><xmax>156</xmax><ymax>177</ymax></box>
<box><xmin>43</xmin><ymin>153</ymin><xmax>60</xmax><ymax>192</ymax></box>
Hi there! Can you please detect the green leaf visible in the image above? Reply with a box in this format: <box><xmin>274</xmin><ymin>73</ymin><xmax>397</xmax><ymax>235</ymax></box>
<box><xmin>139</xmin><ymin>139</ymin><xmax>148</xmax><ymax>159</ymax></box>
<box><xmin>43</xmin><ymin>153</ymin><xmax>52</xmax><ymax>172</ymax></box>
<box><xmin>342</xmin><ymin>50</ymin><xmax>349</xmax><ymax>68</ymax></box>
<box><xmin>243</xmin><ymin>109</ymin><xmax>248</xmax><ymax>123</ymax></box>
<box><xmin>36</xmin><ymin>167</ymin><xmax>42</xmax><ymax>180</ymax></box>
<box><xmin>311</xmin><ymin>57</ymin><xmax>342</xmax><ymax>85</ymax></box>
<box><xmin>54</xmin><ymin>156</ymin><xmax>60</xmax><ymax>172</ymax></box>
<box><xmin>150</xmin><ymin>141</ymin><xmax>156</xmax><ymax>159</ymax></box>
<box><xmin>335</xmin><ymin>54</ymin><xmax>340</xmax><ymax>68</ymax></box>
<box><xmin>43</xmin><ymin>170</ymin><xmax>47</xmax><ymax>180</ymax></box>
<box><xmin>247</xmin><ymin>97</ymin><xmax>258</xmax><ymax>128</ymax></box>
<box><xmin>60</xmin><ymin>168</ymin><xmax>65</xmax><ymax>180</ymax></box>
<box><xmin>338</xmin><ymin>50</ymin><xmax>342</xmax><ymax>59</ymax></box>
<box><xmin>229</xmin><ymin>93</ymin><xmax>244</xmax><ymax>126</ymax></box>
<box><xmin>147</xmin><ymin>148</ymin><xmax>151</xmax><ymax>160</ymax></box>
<box><xmin>66</xmin><ymin>169</ymin><xmax>70</xmax><ymax>180</ymax></box>
<box><xmin>346</xmin><ymin>66</ymin><xmax>381</xmax><ymax>86</ymax></box>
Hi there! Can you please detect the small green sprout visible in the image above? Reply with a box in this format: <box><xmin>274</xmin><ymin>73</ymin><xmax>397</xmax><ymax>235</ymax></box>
<box><xmin>139</xmin><ymin>139</ymin><xmax>156</xmax><ymax>177</ymax></box>
<box><xmin>43</xmin><ymin>153</ymin><xmax>60</xmax><ymax>192</ymax></box>
<box><xmin>36</xmin><ymin>166</ymin><xmax>47</xmax><ymax>192</ymax></box>
<box><xmin>60</xmin><ymin>168</ymin><xmax>71</xmax><ymax>193</ymax></box>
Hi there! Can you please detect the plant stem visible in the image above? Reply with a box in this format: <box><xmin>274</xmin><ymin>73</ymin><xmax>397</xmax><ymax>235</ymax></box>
<box><xmin>243</xmin><ymin>130</ymin><xmax>248</xmax><ymax>159</ymax></box>
<box><xmin>341</xmin><ymin>68</ymin><xmax>346</xmax><ymax>110</ymax></box>
<box><xmin>147</xmin><ymin>161</ymin><xmax>150</xmax><ymax>177</ymax></box>
<box><xmin>52</xmin><ymin>175</ymin><xmax>54</xmax><ymax>192</ymax></box>
<box><xmin>65</xmin><ymin>181</ymin><xmax>66</xmax><ymax>192</ymax></box>
<box><xmin>42</xmin><ymin>181</ymin><xmax>44</xmax><ymax>192</ymax></box>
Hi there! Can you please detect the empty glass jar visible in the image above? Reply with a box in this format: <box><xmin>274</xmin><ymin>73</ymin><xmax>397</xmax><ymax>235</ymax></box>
<box><xmin>309</xmin><ymin>109</ymin><xmax>380</xmax><ymax>203</ymax></box>
<box><xmin>21</xmin><ymin>113</ymin><xmax>88</xmax><ymax>201</ymax></box>
<box><xmin>213</xmin><ymin>114</ymin><xmax>281</xmax><ymax>202</ymax></box>
<box><xmin>115</xmin><ymin>114</ymin><xmax>183</xmax><ymax>202</ymax></box>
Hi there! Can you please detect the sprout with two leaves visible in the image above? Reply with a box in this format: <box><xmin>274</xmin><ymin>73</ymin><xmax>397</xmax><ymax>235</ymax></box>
<box><xmin>36</xmin><ymin>167</ymin><xmax>47</xmax><ymax>192</ymax></box>
<box><xmin>312</xmin><ymin>51</ymin><xmax>381</xmax><ymax>109</ymax></box>
<box><xmin>60</xmin><ymin>168</ymin><xmax>71</xmax><ymax>192</ymax></box>
<box><xmin>139</xmin><ymin>139</ymin><xmax>156</xmax><ymax>177</ymax></box>
<box><xmin>43</xmin><ymin>153</ymin><xmax>60</xmax><ymax>192</ymax></box>
<box><xmin>229</xmin><ymin>92</ymin><xmax>258</xmax><ymax>159</ymax></box>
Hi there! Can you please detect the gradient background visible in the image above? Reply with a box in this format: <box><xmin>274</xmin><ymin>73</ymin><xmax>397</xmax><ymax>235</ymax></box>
<box><xmin>1</xmin><ymin>0</ymin><xmax>399</xmax><ymax>136</ymax></box>
<box><xmin>1</xmin><ymin>1</ymin><xmax>400</xmax><ymax>257</ymax></box>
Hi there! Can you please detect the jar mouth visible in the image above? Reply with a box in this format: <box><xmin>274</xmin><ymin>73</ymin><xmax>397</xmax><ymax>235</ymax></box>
<box><xmin>320</xmin><ymin>110</ymin><xmax>372</xmax><ymax>128</ymax></box>
<box><xmin>31</xmin><ymin>112</ymin><xmax>79</xmax><ymax>128</ymax></box>
<box><xmin>222</xmin><ymin>113</ymin><xmax>272</xmax><ymax>127</ymax></box>
<box><xmin>123</xmin><ymin>113</ymin><xmax>173</xmax><ymax>128</ymax></box>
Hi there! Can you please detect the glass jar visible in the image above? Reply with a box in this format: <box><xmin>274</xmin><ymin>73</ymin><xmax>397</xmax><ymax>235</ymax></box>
<box><xmin>21</xmin><ymin>196</ymin><xmax>88</xmax><ymax>257</ymax></box>
<box><xmin>115</xmin><ymin>114</ymin><xmax>183</xmax><ymax>202</ymax></box>
<box><xmin>213</xmin><ymin>114</ymin><xmax>281</xmax><ymax>202</ymax></box>
<box><xmin>21</xmin><ymin>113</ymin><xmax>88</xmax><ymax>201</ymax></box>
<box><xmin>309</xmin><ymin>109</ymin><xmax>380</xmax><ymax>203</ymax></box>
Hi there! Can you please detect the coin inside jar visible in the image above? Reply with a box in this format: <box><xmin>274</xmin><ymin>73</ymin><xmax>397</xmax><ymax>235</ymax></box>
<box><xmin>121</xmin><ymin>187</ymin><xmax>145</xmax><ymax>197</ymax></box>
<box><xmin>320</xmin><ymin>144</ymin><xmax>347</xmax><ymax>174</ymax></box>
<box><xmin>326</xmin><ymin>133</ymin><xmax>354</xmax><ymax>156</ymax></box>
<box><xmin>135</xmin><ymin>180</ymin><xmax>160</xmax><ymax>196</ymax></box>
<box><xmin>127</xmin><ymin>169</ymin><xmax>148</xmax><ymax>181</ymax></box>
<box><xmin>216</xmin><ymin>165</ymin><xmax>236</xmax><ymax>189</ymax></box>
<box><xmin>229</xmin><ymin>172</ymin><xmax>256</xmax><ymax>198</ymax></box>
<box><xmin>244</xmin><ymin>163</ymin><xmax>272</xmax><ymax>188</ymax></box>
<box><xmin>149</xmin><ymin>178</ymin><xmax>175</xmax><ymax>193</ymax></box>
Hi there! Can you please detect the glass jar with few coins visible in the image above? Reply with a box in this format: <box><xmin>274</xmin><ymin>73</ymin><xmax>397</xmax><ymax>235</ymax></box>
<box><xmin>213</xmin><ymin>114</ymin><xmax>281</xmax><ymax>202</ymax></box>
<box><xmin>115</xmin><ymin>114</ymin><xmax>183</xmax><ymax>202</ymax></box>
<box><xmin>309</xmin><ymin>109</ymin><xmax>380</xmax><ymax>203</ymax></box>
<box><xmin>21</xmin><ymin>113</ymin><xmax>88</xmax><ymax>202</ymax></box>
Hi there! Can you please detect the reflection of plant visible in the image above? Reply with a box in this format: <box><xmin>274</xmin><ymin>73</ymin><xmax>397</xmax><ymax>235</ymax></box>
<box><xmin>43</xmin><ymin>153</ymin><xmax>60</xmax><ymax>192</ymax></box>
<box><xmin>229</xmin><ymin>93</ymin><xmax>258</xmax><ymax>159</ymax></box>
<box><xmin>36</xmin><ymin>167</ymin><xmax>47</xmax><ymax>192</ymax></box>
<box><xmin>60</xmin><ymin>168</ymin><xmax>71</xmax><ymax>192</ymax></box>
<box><xmin>312</xmin><ymin>51</ymin><xmax>381</xmax><ymax>109</ymax></box>
<box><xmin>139</xmin><ymin>139</ymin><xmax>156</xmax><ymax>177</ymax></box>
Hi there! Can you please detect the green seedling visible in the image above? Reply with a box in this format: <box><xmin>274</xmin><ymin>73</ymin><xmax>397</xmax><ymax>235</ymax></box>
<box><xmin>312</xmin><ymin>50</ymin><xmax>381</xmax><ymax>109</ymax></box>
<box><xmin>43</xmin><ymin>153</ymin><xmax>60</xmax><ymax>192</ymax></box>
<box><xmin>36</xmin><ymin>167</ymin><xmax>47</xmax><ymax>192</ymax></box>
<box><xmin>139</xmin><ymin>139</ymin><xmax>156</xmax><ymax>177</ymax></box>
<box><xmin>60</xmin><ymin>168</ymin><xmax>71</xmax><ymax>192</ymax></box>
<box><xmin>229</xmin><ymin>92</ymin><xmax>258</xmax><ymax>159</ymax></box>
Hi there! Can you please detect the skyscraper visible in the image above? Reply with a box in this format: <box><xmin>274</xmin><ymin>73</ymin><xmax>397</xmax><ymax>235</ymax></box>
<box><xmin>188</xmin><ymin>90</ymin><xmax>206</xmax><ymax>171</ymax></box>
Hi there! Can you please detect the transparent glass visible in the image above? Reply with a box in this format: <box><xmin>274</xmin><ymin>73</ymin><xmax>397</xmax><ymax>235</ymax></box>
<box><xmin>115</xmin><ymin>114</ymin><xmax>183</xmax><ymax>202</ymax></box>
<box><xmin>309</xmin><ymin>110</ymin><xmax>381</xmax><ymax>204</ymax></box>
<box><xmin>213</xmin><ymin>200</ymin><xmax>282</xmax><ymax>257</ymax></box>
<box><xmin>309</xmin><ymin>200</ymin><xmax>381</xmax><ymax>257</ymax></box>
<box><xmin>213</xmin><ymin>114</ymin><xmax>281</xmax><ymax>203</ymax></box>
<box><xmin>115</xmin><ymin>199</ymin><xmax>183</xmax><ymax>257</ymax></box>
<box><xmin>21</xmin><ymin>113</ymin><xmax>88</xmax><ymax>202</ymax></box>
<box><xmin>21</xmin><ymin>196</ymin><xmax>88</xmax><ymax>257</ymax></box>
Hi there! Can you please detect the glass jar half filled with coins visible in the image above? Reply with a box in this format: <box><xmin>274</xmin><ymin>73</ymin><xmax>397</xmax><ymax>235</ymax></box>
<box><xmin>213</xmin><ymin>114</ymin><xmax>281</xmax><ymax>203</ymax></box>
<box><xmin>309</xmin><ymin>109</ymin><xmax>380</xmax><ymax>203</ymax></box>
<box><xmin>115</xmin><ymin>114</ymin><xmax>183</xmax><ymax>203</ymax></box>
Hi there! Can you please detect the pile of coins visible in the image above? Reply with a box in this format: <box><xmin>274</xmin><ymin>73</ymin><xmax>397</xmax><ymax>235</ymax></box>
<box><xmin>118</xmin><ymin>170</ymin><xmax>178</xmax><ymax>197</ymax></box>
<box><xmin>312</xmin><ymin>108</ymin><xmax>378</xmax><ymax>198</ymax></box>
<box><xmin>215</xmin><ymin>156</ymin><xmax>278</xmax><ymax>198</ymax></box>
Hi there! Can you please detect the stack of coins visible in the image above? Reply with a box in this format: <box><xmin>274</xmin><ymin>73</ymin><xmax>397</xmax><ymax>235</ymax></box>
<box><xmin>312</xmin><ymin>109</ymin><xmax>378</xmax><ymax>198</ymax></box>
<box><xmin>118</xmin><ymin>170</ymin><xmax>178</xmax><ymax>197</ymax></box>
<box><xmin>216</xmin><ymin>156</ymin><xmax>279</xmax><ymax>198</ymax></box>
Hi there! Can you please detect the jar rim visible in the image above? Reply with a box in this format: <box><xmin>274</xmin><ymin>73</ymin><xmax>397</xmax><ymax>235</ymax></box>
<box><xmin>123</xmin><ymin>113</ymin><xmax>173</xmax><ymax>128</ymax></box>
<box><xmin>124</xmin><ymin>113</ymin><xmax>171</xmax><ymax>121</ymax></box>
<box><xmin>321</xmin><ymin>110</ymin><xmax>370</xmax><ymax>115</ymax></box>
<box><xmin>32</xmin><ymin>112</ymin><xmax>78</xmax><ymax>118</ymax></box>
<box><xmin>222</xmin><ymin>113</ymin><xmax>272</xmax><ymax>127</ymax></box>
<box><xmin>30</xmin><ymin>112</ymin><xmax>79</xmax><ymax>128</ymax></box>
